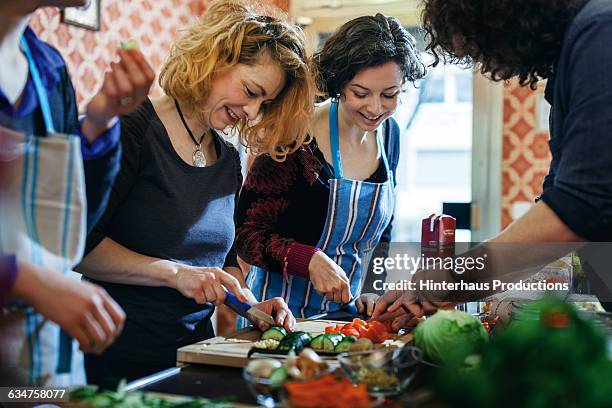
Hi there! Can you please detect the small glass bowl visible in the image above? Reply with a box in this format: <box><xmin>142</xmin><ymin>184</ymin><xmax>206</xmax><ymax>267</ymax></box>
<box><xmin>242</xmin><ymin>368</ymin><xmax>283</xmax><ymax>408</ymax></box>
<box><xmin>338</xmin><ymin>346</ymin><xmax>422</xmax><ymax>396</ymax></box>
<box><xmin>243</xmin><ymin>361</ymin><xmax>336</xmax><ymax>407</ymax></box>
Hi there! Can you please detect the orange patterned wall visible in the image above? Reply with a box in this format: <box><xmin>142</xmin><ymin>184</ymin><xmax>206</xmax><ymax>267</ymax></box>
<box><xmin>30</xmin><ymin>0</ymin><xmax>289</xmax><ymax>113</ymax></box>
<box><xmin>30</xmin><ymin>1</ymin><xmax>206</xmax><ymax>112</ymax></box>
<box><xmin>501</xmin><ymin>81</ymin><xmax>551</xmax><ymax>228</ymax></box>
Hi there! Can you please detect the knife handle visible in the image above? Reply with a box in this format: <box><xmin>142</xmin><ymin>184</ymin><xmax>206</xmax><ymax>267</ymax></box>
<box><xmin>224</xmin><ymin>290</ymin><xmax>250</xmax><ymax>316</ymax></box>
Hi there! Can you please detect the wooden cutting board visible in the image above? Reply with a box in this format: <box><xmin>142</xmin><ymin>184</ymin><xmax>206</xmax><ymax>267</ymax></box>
<box><xmin>176</xmin><ymin>319</ymin><xmax>413</xmax><ymax>368</ymax></box>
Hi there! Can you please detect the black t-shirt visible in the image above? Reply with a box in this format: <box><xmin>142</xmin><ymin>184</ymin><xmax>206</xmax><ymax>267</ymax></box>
<box><xmin>85</xmin><ymin>99</ymin><xmax>241</xmax><ymax>365</ymax></box>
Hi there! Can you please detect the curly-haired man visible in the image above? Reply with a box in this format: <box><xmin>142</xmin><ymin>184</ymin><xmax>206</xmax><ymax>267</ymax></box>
<box><xmin>373</xmin><ymin>0</ymin><xmax>612</xmax><ymax>322</ymax></box>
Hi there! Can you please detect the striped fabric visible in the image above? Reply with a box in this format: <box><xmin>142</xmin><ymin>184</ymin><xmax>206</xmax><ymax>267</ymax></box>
<box><xmin>0</xmin><ymin>36</ymin><xmax>87</xmax><ymax>386</ymax></box>
<box><xmin>0</xmin><ymin>125</ymin><xmax>87</xmax><ymax>386</ymax></box>
<box><xmin>244</xmin><ymin>103</ymin><xmax>395</xmax><ymax>320</ymax></box>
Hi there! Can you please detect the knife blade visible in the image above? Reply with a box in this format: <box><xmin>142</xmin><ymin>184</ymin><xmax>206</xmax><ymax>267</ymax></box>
<box><xmin>224</xmin><ymin>290</ymin><xmax>276</xmax><ymax>326</ymax></box>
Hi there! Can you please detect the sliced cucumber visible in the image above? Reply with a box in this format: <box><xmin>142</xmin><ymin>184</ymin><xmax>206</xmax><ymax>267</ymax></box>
<box><xmin>269</xmin><ymin>366</ymin><xmax>289</xmax><ymax>387</ymax></box>
<box><xmin>310</xmin><ymin>334</ymin><xmax>326</xmax><ymax>351</ymax></box>
<box><xmin>321</xmin><ymin>334</ymin><xmax>344</xmax><ymax>352</ymax></box>
<box><xmin>278</xmin><ymin>331</ymin><xmax>312</xmax><ymax>352</ymax></box>
<box><xmin>261</xmin><ymin>326</ymin><xmax>287</xmax><ymax>341</ymax></box>
<box><xmin>334</xmin><ymin>336</ymin><xmax>357</xmax><ymax>352</ymax></box>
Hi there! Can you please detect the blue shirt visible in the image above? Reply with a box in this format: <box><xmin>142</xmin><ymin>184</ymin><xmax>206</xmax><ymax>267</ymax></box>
<box><xmin>540</xmin><ymin>0</ymin><xmax>612</xmax><ymax>241</ymax></box>
<box><xmin>0</xmin><ymin>27</ymin><xmax>121</xmax><ymax>231</ymax></box>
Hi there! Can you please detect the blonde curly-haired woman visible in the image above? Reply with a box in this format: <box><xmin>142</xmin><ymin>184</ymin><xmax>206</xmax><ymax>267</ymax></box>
<box><xmin>77</xmin><ymin>0</ymin><xmax>315</xmax><ymax>387</ymax></box>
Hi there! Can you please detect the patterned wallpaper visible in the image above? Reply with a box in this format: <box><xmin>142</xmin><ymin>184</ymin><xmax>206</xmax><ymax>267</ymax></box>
<box><xmin>30</xmin><ymin>0</ymin><xmax>289</xmax><ymax>112</ymax></box>
<box><xmin>30</xmin><ymin>1</ymin><xmax>205</xmax><ymax>111</ymax></box>
<box><xmin>501</xmin><ymin>81</ymin><xmax>552</xmax><ymax>228</ymax></box>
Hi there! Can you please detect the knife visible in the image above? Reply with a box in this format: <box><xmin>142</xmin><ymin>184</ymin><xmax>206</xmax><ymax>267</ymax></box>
<box><xmin>224</xmin><ymin>290</ymin><xmax>276</xmax><ymax>326</ymax></box>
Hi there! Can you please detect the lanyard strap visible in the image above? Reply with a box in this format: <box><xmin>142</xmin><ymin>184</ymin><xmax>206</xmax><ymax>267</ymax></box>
<box><xmin>377</xmin><ymin>121</ymin><xmax>390</xmax><ymax>172</ymax></box>
<box><xmin>329</xmin><ymin>101</ymin><xmax>391</xmax><ymax>179</ymax></box>
<box><xmin>20</xmin><ymin>36</ymin><xmax>56</xmax><ymax>135</ymax></box>
<box><xmin>329</xmin><ymin>100</ymin><xmax>344</xmax><ymax>179</ymax></box>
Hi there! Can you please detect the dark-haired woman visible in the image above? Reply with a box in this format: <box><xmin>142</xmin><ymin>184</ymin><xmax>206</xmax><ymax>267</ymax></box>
<box><xmin>235</xmin><ymin>14</ymin><xmax>425</xmax><ymax>320</ymax></box>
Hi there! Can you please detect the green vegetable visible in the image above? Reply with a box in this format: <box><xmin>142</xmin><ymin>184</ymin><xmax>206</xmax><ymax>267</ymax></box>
<box><xmin>414</xmin><ymin>309</ymin><xmax>487</xmax><ymax>367</ymax></box>
<box><xmin>436</xmin><ymin>300</ymin><xmax>612</xmax><ymax>408</ymax></box>
<box><xmin>261</xmin><ymin>326</ymin><xmax>287</xmax><ymax>341</ymax></box>
<box><xmin>278</xmin><ymin>331</ymin><xmax>312</xmax><ymax>352</ymax></box>
<box><xmin>334</xmin><ymin>336</ymin><xmax>357</xmax><ymax>352</ymax></box>
<box><xmin>320</xmin><ymin>334</ymin><xmax>344</xmax><ymax>352</ymax></box>
<box><xmin>310</xmin><ymin>334</ymin><xmax>326</xmax><ymax>350</ymax></box>
<box><xmin>121</xmin><ymin>39</ymin><xmax>138</xmax><ymax>50</ymax></box>
<box><xmin>311</xmin><ymin>334</ymin><xmax>344</xmax><ymax>351</ymax></box>
<box><xmin>69</xmin><ymin>379</ymin><xmax>234</xmax><ymax>407</ymax></box>
<box><xmin>269</xmin><ymin>366</ymin><xmax>289</xmax><ymax>387</ymax></box>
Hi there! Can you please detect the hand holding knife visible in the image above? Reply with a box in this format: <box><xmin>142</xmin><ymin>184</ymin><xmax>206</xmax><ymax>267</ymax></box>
<box><xmin>224</xmin><ymin>290</ymin><xmax>275</xmax><ymax>326</ymax></box>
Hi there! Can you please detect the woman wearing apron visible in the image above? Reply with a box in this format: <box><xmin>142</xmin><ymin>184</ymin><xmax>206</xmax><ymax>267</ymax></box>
<box><xmin>77</xmin><ymin>1</ymin><xmax>315</xmax><ymax>388</ymax></box>
<box><xmin>235</xmin><ymin>14</ymin><xmax>426</xmax><ymax>320</ymax></box>
<box><xmin>0</xmin><ymin>0</ymin><xmax>153</xmax><ymax>386</ymax></box>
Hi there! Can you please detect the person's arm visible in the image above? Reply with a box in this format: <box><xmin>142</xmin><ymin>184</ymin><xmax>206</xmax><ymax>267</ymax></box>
<box><xmin>373</xmin><ymin>20</ymin><xmax>612</xmax><ymax>323</ymax></box>
<box><xmin>234</xmin><ymin>152</ymin><xmax>308</xmax><ymax>276</ymax></box>
<box><xmin>79</xmin><ymin>111</ymin><xmax>249</xmax><ymax>305</ymax></box>
<box><xmin>7</xmin><ymin>257</ymin><xmax>125</xmax><ymax>355</ymax></box>
<box><xmin>372</xmin><ymin>201</ymin><xmax>584</xmax><ymax>323</ymax></box>
<box><xmin>80</xmin><ymin>48</ymin><xmax>155</xmax><ymax>144</ymax></box>
<box><xmin>235</xmin><ymin>149</ymin><xmax>351</xmax><ymax>303</ymax></box>
<box><xmin>60</xmin><ymin>48</ymin><xmax>154</xmax><ymax>232</ymax></box>
<box><xmin>492</xmin><ymin>201</ymin><xmax>581</xmax><ymax>243</ymax></box>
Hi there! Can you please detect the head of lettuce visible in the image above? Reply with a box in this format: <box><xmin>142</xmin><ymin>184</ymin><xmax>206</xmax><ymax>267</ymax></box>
<box><xmin>414</xmin><ymin>309</ymin><xmax>488</xmax><ymax>367</ymax></box>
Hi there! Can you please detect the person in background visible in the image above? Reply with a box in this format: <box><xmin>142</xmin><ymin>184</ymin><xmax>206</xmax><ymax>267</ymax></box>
<box><xmin>0</xmin><ymin>0</ymin><xmax>154</xmax><ymax>386</ymax></box>
<box><xmin>77</xmin><ymin>0</ymin><xmax>316</xmax><ymax>387</ymax></box>
<box><xmin>373</xmin><ymin>0</ymin><xmax>612</xmax><ymax>326</ymax></box>
<box><xmin>235</xmin><ymin>14</ymin><xmax>425</xmax><ymax>321</ymax></box>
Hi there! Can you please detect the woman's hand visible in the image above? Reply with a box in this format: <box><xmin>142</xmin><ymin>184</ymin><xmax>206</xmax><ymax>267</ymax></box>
<box><xmin>308</xmin><ymin>251</ymin><xmax>352</xmax><ymax>304</ymax></box>
<box><xmin>251</xmin><ymin>297</ymin><xmax>296</xmax><ymax>332</ymax></box>
<box><xmin>83</xmin><ymin>48</ymin><xmax>155</xmax><ymax>141</ymax></box>
<box><xmin>355</xmin><ymin>292</ymin><xmax>379</xmax><ymax>316</ymax></box>
<box><xmin>174</xmin><ymin>265</ymin><xmax>248</xmax><ymax>306</ymax></box>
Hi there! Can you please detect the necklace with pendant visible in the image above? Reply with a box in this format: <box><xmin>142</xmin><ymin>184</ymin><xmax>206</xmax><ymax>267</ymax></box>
<box><xmin>174</xmin><ymin>99</ymin><xmax>207</xmax><ymax>167</ymax></box>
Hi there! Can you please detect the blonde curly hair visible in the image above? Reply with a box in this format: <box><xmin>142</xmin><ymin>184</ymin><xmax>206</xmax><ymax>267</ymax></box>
<box><xmin>159</xmin><ymin>0</ymin><xmax>315</xmax><ymax>161</ymax></box>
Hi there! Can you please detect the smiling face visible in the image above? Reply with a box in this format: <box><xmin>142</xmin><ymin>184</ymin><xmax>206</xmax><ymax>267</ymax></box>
<box><xmin>201</xmin><ymin>52</ymin><xmax>287</xmax><ymax>130</ymax></box>
<box><xmin>340</xmin><ymin>61</ymin><xmax>404</xmax><ymax>131</ymax></box>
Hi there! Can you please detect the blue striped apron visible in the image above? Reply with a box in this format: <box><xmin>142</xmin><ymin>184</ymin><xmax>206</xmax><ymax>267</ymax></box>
<box><xmin>0</xmin><ymin>37</ymin><xmax>86</xmax><ymax>386</ymax></box>
<box><xmin>244</xmin><ymin>101</ymin><xmax>395</xmax><ymax>320</ymax></box>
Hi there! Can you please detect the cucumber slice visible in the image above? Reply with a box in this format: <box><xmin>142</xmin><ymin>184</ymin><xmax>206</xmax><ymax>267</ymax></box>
<box><xmin>310</xmin><ymin>335</ymin><xmax>326</xmax><ymax>351</ymax></box>
<box><xmin>269</xmin><ymin>366</ymin><xmax>289</xmax><ymax>388</ymax></box>
<box><xmin>278</xmin><ymin>332</ymin><xmax>312</xmax><ymax>352</ymax></box>
<box><xmin>120</xmin><ymin>39</ymin><xmax>138</xmax><ymax>50</ymax></box>
<box><xmin>261</xmin><ymin>326</ymin><xmax>287</xmax><ymax>341</ymax></box>
<box><xmin>334</xmin><ymin>336</ymin><xmax>357</xmax><ymax>352</ymax></box>
<box><xmin>321</xmin><ymin>334</ymin><xmax>343</xmax><ymax>352</ymax></box>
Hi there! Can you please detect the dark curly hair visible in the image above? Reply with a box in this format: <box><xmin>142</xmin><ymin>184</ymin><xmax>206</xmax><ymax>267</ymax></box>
<box><xmin>313</xmin><ymin>13</ymin><xmax>426</xmax><ymax>98</ymax></box>
<box><xmin>421</xmin><ymin>0</ymin><xmax>579</xmax><ymax>89</ymax></box>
